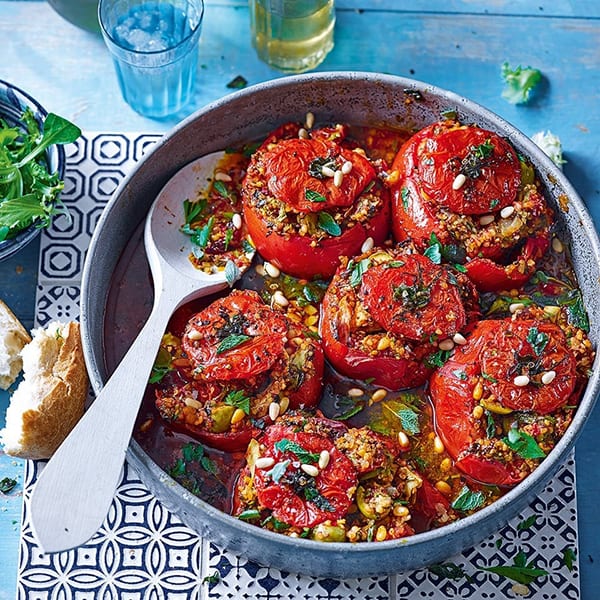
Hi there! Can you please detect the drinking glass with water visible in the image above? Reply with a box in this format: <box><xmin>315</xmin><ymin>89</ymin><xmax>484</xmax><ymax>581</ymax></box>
<box><xmin>99</xmin><ymin>0</ymin><xmax>204</xmax><ymax>118</ymax></box>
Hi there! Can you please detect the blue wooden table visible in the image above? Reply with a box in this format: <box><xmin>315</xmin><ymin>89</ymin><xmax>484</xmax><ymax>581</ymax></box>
<box><xmin>1</xmin><ymin>1</ymin><xmax>599</xmax><ymax>598</ymax></box>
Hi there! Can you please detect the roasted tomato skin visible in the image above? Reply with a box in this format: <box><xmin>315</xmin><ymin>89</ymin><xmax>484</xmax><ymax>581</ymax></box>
<box><xmin>242</xmin><ymin>125</ymin><xmax>390</xmax><ymax>279</ymax></box>
<box><xmin>390</xmin><ymin>120</ymin><xmax>552</xmax><ymax>291</ymax></box>
<box><xmin>430</xmin><ymin>317</ymin><xmax>579</xmax><ymax>486</ymax></box>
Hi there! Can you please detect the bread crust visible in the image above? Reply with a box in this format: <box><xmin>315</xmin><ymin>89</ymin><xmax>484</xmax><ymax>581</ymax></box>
<box><xmin>3</xmin><ymin>322</ymin><xmax>89</xmax><ymax>459</ymax></box>
<box><xmin>0</xmin><ymin>299</ymin><xmax>31</xmax><ymax>389</ymax></box>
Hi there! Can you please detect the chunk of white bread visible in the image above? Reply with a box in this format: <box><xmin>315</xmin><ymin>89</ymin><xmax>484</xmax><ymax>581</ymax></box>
<box><xmin>0</xmin><ymin>299</ymin><xmax>31</xmax><ymax>389</ymax></box>
<box><xmin>0</xmin><ymin>320</ymin><xmax>89</xmax><ymax>459</ymax></box>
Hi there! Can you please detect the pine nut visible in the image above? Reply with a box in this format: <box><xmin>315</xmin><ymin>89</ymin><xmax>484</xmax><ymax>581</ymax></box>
<box><xmin>279</xmin><ymin>396</ymin><xmax>290</xmax><ymax>414</ymax></box>
<box><xmin>472</xmin><ymin>380</ymin><xmax>483</xmax><ymax>401</ymax></box>
<box><xmin>435</xmin><ymin>480</ymin><xmax>452</xmax><ymax>495</ymax></box>
<box><xmin>440</xmin><ymin>457</ymin><xmax>452</xmax><ymax>472</ymax></box>
<box><xmin>214</xmin><ymin>171</ymin><xmax>232</xmax><ymax>182</ymax></box>
<box><xmin>254</xmin><ymin>264</ymin><xmax>265</xmax><ymax>276</ymax></box>
<box><xmin>438</xmin><ymin>338</ymin><xmax>455</xmax><ymax>351</ymax></box>
<box><xmin>479</xmin><ymin>214</ymin><xmax>495</xmax><ymax>226</ymax></box>
<box><xmin>298</xmin><ymin>127</ymin><xmax>309</xmax><ymax>139</ymax></box>
<box><xmin>187</xmin><ymin>329</ymin><xmax>203</xmax><ymax>340</ymax></box>
<box><xmin>268</xmin><ymin>402</ymin><xmax>280</xmax><ymax>421</ymax></box>
<box><xmin>361</xmin><ymin>236</ymin><xmax>374</xmax><ymax>253</ymax></box>
<box><xmin>452</xmin><ymin>173</ymin><xmax>467</xmax><ymax>190</ymax></box>
<box><xmin>393</xmin><ymin>504</ymin><xmax>410</xmax><ymax>518</ymax></box>
<box><xmin>552</xmin><ymin>237</ymin><xmax>564</xmax><ymax>253</ymax></box>
<box><xmin>453</xmin><ymin>332</ymin><xmax>467</xmax><ymax>345</ymax></box>
<box><xmin>513</xmin><ymin>375</ymin><xmax>530</xmax><ymax>387</ymax></box>
<box><xmin>509</xmin><ymin>302</ymin><xmax>525</xmax><ymax>314</ymax></box>
<box><xmin>541</xmin><ymin>370</ymin><xmax>556</xmax><ymax>385</ymax></box>
<box><xmin>301</xmin><ymin>463</ymin><xmax>319</xmax><ymax>477</ymax></box>
<box><xmin>231</xmin><ymin>408</ymin><xmax>246</xmax><ymax>424</ymax></box>
<box><xmin>264</xmin><ymin>261</ymin><xmax>280</xmax><ymax>278</ymax></box>
<box><xmin>348</xmin><ymin>387</ymin><xmax>364</xmax><ymax>397</ymax></box>
<box><xmin>333</xmin><ymin>170</ymin><xmax>344</xmax><ymax>187</ymax></box>
<box><xmin>232</xmin><ymin>213</ymin><xmax>243</xmax><ymax>229</ymax></box>
<box><xmin>305</xmin><ymin>111</ymin><xmax>315</xmax><ymax>129</ymax></box>
<box><xmin>500</xmin><ymin>205</ymin><xmax>515</xmax><ymax>219</ymax></box>
<box><xmin>375</xmin><ymin>526</ymin><xmax>388</xmax><ymax>542</ymax></box>
<box><xmin>398</xmin><ymin>431</ymin><xmax>410</xmax><ymax>449</ymax></box>
<box><xmin>272</xmin><ymin>290</ymin><xmax>289</xmax><ymax>307</ymax></box>
<box><xmin>341</xmin><ymin>160</ymin><xmax>353</xmax><ymax>175</ymax></box>
<box><xmin>371</xmin><ymin>389</ymin><xmax>387</xmax><ymax>403</ymax></box>
<box><xmin>433</xmin><ymin>436</ymin><xmax>445</xmax><ymax>454</ymax></box>
<box><xmin>255</xmin><ymin>456</ymin><xmax>275</xmax><ymax>469</ymax></box>
<box><xmin>184</xmin><ymin>397</ymin><xmax>202</xmax><ymax>409</ymax></box>
<box><xmin>511</xmin><ymin>583</ymin><xmax>530</xmax><ymax>597</ymax></box>
<box><xmin>318</xmin><ymin>450</ymin><xmax>330</xmax><ymax>470</ymax></box>
<box><xmin>322</xmin><ymin>166</ymin><xmax>336</xmax><ymax>178</ymax></box>
<box><xmin>377</xmin><ymin>336</ymin><xmax>391</xmax><ymax>351</ymax></box>
<box><xmin>472</xmin><ymin>405</ymin><xmax>484</xmax><ymax>419</ymax></box>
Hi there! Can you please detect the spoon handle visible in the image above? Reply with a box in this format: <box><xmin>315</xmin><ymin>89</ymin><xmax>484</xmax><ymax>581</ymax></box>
<box><xmin>29</xmin><ymin>290</ymin><xmax>177</xmax><ymax>553</ymax></box>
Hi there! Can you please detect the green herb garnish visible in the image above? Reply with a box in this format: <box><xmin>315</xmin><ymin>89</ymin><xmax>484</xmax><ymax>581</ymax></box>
<box><xmin>451</xmin><ymin>486</ymin><xmax>486</xmax><ymax>512</ymax></box>
<box><xmin>265</xmin><ymin>460</ymin><xmax>290</xmax><ymax>484</ymax></box>
<box><xmin>216</xmin><ymin>333</ymin><xmax>251</xmax><ymax>354</ymax></box>
<box><xmin>0</xmin><ymin>477</ymin><xmax>17</xmax><ymax>494</ymax></box>
<box><xmin>504</xmin><ymin>427</ymin><xmax>546</xmax><ymax>459</ymax></box>
<box><xmin>501</xmin><ymin>62</ymin><xmax>542</xmax><ymax>105</ymax></box>
<box><xmin>429</xmin><ymin>562</ymin><xmax>469</xmax><ymax>581</ymax></box>
<box><xmin>526</xmin><ymin>326</ymin><xmax>549</xmax><ymax>356</ymax></box>
<box><xmin>482</xmin><ymin>550</ymin><xmax>548</xmax><ymax>584</ymax></box>
<box><xmin>305</xmin><ymin>188</ymin><xmax>326</xmax><ymax>203</ymax></box>
<box><xmin>349</xmin><ymin>258</ymin><xmax>370</xmax><ymax>287</ymax></box>
<box><xmin>274</xmin><ymin>438</ymin><xmax>320</xmax><ymax>463</ymax></box>
<box><xmin>317</xmin><ymin>212</ymin><xmax>341</xmax><ymax>236</ymax></box>
<box><xmin>226</xmin><ymin>74</ymin><xmax>248</xmax><ymax>89</ymax></box>
<box><xmin>224</xmin><ymin>389</ymin><xmax>250</xmax><ymax>415</ymax></box>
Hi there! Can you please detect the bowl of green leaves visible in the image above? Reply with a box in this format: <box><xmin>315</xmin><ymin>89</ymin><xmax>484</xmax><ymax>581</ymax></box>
<box><xmin>0</xmin><ymin>79</ymin><xmax>81</xmax><ymax>261</ymax></box>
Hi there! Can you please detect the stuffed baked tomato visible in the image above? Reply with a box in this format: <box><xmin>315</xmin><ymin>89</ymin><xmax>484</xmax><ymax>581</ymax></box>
<box><xmin>153</xmin><ymin>290</ymin><xmax>324</xmax><ymax>451</ymax></box>
<box><xmin>320</xmin><ymin>245</ymin><xmax>480</xmax><ymax>390</ymax></box>
<box><xmin>430</xmin><ymin>306</ymin><xmax>593</xmax><ymax>486</ymax></box>
<box><xmin>241</xmin><ymin>122</ymin><xmax>390</xmax><ymax>279</ymax></box>
<box><xmin>390</xmin><ymin>120</ymin><xmax>554</xmax><ymax>292</ymax></box>
<box><xmin>234</xmin><ymin>411</ymin><xmax>434</xmax><ymax>540</ymax></box>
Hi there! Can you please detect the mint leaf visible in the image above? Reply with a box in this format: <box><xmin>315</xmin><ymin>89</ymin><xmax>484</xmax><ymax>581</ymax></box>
<box><xmin>451</xmin><ymin>486</ymin><xmax>486</xmax><ymax>512</ymax></box>
<box><xmin>317</xmin><ymin>212</ymin><xmax>342</xmax><ymax>236</ymax></box>
<box><xmin>349</xmin><ymin>258</ymin><xmax>370</xmax><ymax>287</ymax></box>
<box><xmin>274</xmin><ymin>438</ymin><xmax>320</xmax><ymax>463</ymax></box>
<box><xmin>216</xmin><ymin>333</ymin><xmax>251</xmax><ymax>354</ymax></box>
<box><xmin>224</xmin><ymin>389</ymin><xmax>251</xmax><ymax>415</ymax></box>
<box><xmin>265</xmin><ymin>459</ymin><xmax>290</xmax><ymax>483</ymax></box>
<box><xmin>482</xmin><ymin>550</ymin><xmax>548</xmax><ymax>585</ymax></box>
<box><xmin>504</xmin><ymin>427</ymin><xmax>546</xmax><ymax>459</ymax></box>
<box><xmin>526</xmin><ymin>326</ymin><xmax>549</xmax><ymax>356</ymax></box>
<box><xmin>305</xmin><ymin>188</ymin><xmax>326</xmax><ymax>203</ymax></box>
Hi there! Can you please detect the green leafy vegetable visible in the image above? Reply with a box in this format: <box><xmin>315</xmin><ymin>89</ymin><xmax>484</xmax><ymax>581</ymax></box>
<box><xmin>265</xmin><ymin>460</ymin><xmax>290</xmax><ymax>483</ymax></box>
<box><xmin>0</xmin><ymin>477</ymin><xmax>17</xmax><ymax>494</ymax></box>
<box><xmin>305</xmin><ymin>188</ymin><xmax>326</xmax><ymax>203</ymax></box>
<box><xmin>504</xmin><ymin>427</ymin><xmax>546</xmax><ymax>459</ymax></box>
<box><xmin>216</xmin><ymin>333</ymin><xmax>251</xmax><ymax>354</ymax></box>
<box><xmin>482</xmin><ymin>550</ymin><xmax>548</xmax><ymax>584</ymax></box>
<box><xmin>526</xmin><ymin>326</ymin><xmax>549</xmax><ymax>356</ymax></box>
<box><xmin>226</xmin><ymin>74</ymin><xmax>248</xmax><ymax>89</ymax></box>
<box><xmin>349</xmin><ymin>258</ymin><xmax>370</xmax><ymax>287</ymax></box>
<box><xmin>517</xmin><ymin>514</ymin><xmax>538</xmax><ymax>531</ymax></box>
<box><xmin>451</xmin><ymin>486</ymin><xmax>486</xmax><ymax>512</ymax></box>
<box><xmin>501</xmin><ymin>62</ymin><xmax>542</xmax><ymax>105</ymax></box>
<box><xmin>563</xmin><ymin>547</ymin><xmax>576</xmax><ymax>571</ymax></box>
<box><xmin>274</xmin><ymin>438</ymin><xmax>320</xmax><ymax>463</ymax></box>
<box><xmin>225</xmin><ymin>259</ymin><xmax>241</xmax><ymax>286</ymax></box>
<box><xmin>429</xmin><ymin>562</ymin><xmax>469</xmax><ymax>581</ymax></box>
<box><xmin>317</xmin><ymin>212</ymin><xmax>342</xmax><ymax>236</ymax></box>
<box><xmin>224</xmin><ymin>389</ymin><xmax>251</xmax><ymax>415</ymax></box>
<box><xmin>0</xmin><ymin>110</ymin><xmax>80</xmax><ymax>241</ymax></box>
